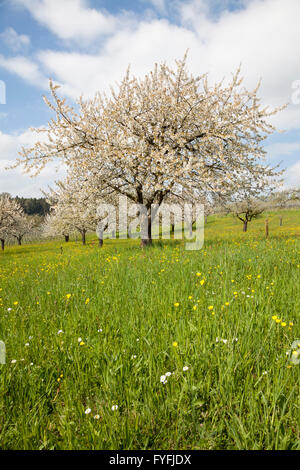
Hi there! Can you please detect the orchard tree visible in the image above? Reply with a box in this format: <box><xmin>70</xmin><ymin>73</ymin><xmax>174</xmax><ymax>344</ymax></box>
<box><xmin>9</xmin><ymin>214</ymin><xmax>37</xmax><ymax>245</ymax></box>
<box><xmin>231</xmin><ymin>197</ymin><xmax>265</xmax><ymax>232</ymax></box>
<box><xmin>43</xmin><ymin>211</ymin><xmax>73</xmax><ymax>242</ymax></box>
<box><xmin>15</xmin><ymin>55</ymin><xmax>285</xmax><ymax>246</ymax></box>
<box><xmin>0</xmin><ymin>196</ymin><xmax>24</xmax><ymax>250</ymax></box>
<box><xmin>290</xmin><ymin>187</ymin><xmax>300</xmax><ymax>201</ymax></box>
<box><xmin>44</xmin><ymin>178</ymin><xmax>97</xmax><ymax>245</ymax></box>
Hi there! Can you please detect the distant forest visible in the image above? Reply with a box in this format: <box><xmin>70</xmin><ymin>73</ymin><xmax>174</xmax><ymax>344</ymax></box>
<box><xmin>0</xmin><ymin>193</ymin><xmax>50</xmax><ymax>216</ymax></box>
<box><xmin>15</xmin><ymin>196</ymin><xmax>50</xmax><ymax>216</ymax></box>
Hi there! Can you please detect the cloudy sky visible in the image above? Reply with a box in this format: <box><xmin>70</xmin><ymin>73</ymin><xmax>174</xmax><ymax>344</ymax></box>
<box><xmin>0</xmin><ymin>0</ymin><xmax>300</xmax><ymax>197</ymax></box>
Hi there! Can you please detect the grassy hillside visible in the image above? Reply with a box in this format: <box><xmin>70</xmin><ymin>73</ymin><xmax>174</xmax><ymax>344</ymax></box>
<box><xmin>0</xmin><ymin>210</ymin><xmax>299</xmax><ymax>449</ymax></box>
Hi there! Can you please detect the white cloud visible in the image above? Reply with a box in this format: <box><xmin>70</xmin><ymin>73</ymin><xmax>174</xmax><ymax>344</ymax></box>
<box><xmin>0</xmin><ymin>27</ymin><xmax>30</xmax><ymax>51</ymax></box>
<box><xmin>284</xmin><ymin>160</ymin><xmax>300</xmax><ymax>188</ymax></box>
<box><xmin>26</xmin><ymin>0</ymin><xmax>300</xmax><ymax>131</ymax></box>
<box><xmin>266</xmin><ymin>141</ymin><xmax>300</xmax><ymax>158</ymax></box>
<box><xmin>14</xmin><ymin>0</ymin><xmax>118</xmax><ymax>42</ymax></box>
<box><xmin>0</xmin><ymin>55</ymin><xmax>47</xmax><ymax>87</ymax></box>
<box><xmin>0</xmin><ymin>129</ymin><xmax>65</xmax><ymax>197</ymax></box>
<box><xmin>37</xmin><ymin>20</ymin><xmax>198</xmax><ymax>99</ymax></box>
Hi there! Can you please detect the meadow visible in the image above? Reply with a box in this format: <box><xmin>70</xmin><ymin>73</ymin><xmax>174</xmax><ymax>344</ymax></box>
<box><xmin>0</xmin><ymin>209</ymin><xmax>299</xmax><ymax>450</ymax></box>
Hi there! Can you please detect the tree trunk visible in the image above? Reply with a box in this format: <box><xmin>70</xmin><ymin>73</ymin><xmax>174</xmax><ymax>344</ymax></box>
<box><xmin>205</xmin><ymin>215</ymin><xmax>208</xmax><ymax>224</ymax></box>
<box><xmin>243</xmin><ymin>221</ymin><xmax>248</xmax><ymax>232</ymax></box>
<box><xmin>171</xmin><ymin>223</ymin><xmax>175</xmax><ymax>235</ymax></box>
<box><xmin>1</xmin><ymin>239</ymin><xmax>4</xmax><ymax>251</ymax></box>
<box><xmin>279</xmin><ymin>216</ymin><xmax>283</xmax><ymax>227</ymax></box>
<box><xmin>81</xmin><ymin>230</ymin><xmax>86</xmax><ymax>245</ymax></box>
<box><xmin>141</xmin><ymin>215</ymin><xmax>152</xmax><ymax>247</ymax></box>
<box><xmin>98</xmin><ymin>222</ymin><xmax>107</xmax><ymax>247</ymax></box>
<box><xmin>265</xmin><ymin>219</ymin><xmax>269</xmax><ymax>238</ymax></box>
<box><xmin>64</xmin><ymin>235</ymin><xmax>69</xmax><ymax>242</ymax></box>
<box><xmin>17</xmin><ymin>236</ymin><xmax>22</xmax><ymax>246</ymax></box>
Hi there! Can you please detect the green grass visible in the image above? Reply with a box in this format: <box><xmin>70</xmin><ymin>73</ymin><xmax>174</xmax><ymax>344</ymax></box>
<box><xmin>0</xmin><ymin>210</ymin><xmax>299</xmax><ymax>450</ymax></box>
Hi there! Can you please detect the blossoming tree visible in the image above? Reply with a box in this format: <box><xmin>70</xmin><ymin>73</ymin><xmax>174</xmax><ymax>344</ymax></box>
<box><xmin>9</xmin><ymin>214</ymin><xmax>37</xmax><ymax>245</ymax></box>
<box><xmin>0</xmin><ymin>196</ymin><xmax>24</xmax><ymax>250</ymax></box>
<box><xmin>16</xmin><ymin>55</ymin><xmax>284</xmax><ymax>245</ymax></box>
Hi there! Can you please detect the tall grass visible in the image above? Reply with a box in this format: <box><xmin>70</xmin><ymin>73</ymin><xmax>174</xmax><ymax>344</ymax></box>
<box><xmin>0</xmin><ymin>210</ymin><xmax>299</xmax><ymax>449</ymax></box>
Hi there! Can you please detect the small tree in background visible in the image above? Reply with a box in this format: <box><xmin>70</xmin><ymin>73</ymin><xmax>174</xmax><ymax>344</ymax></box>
<box><xmin>232</xmin><ymin>198</ymin><xmax>265</xmax><ymax>232</ymax></box>
<box><xmin>0</xmin><ymin>196</ymin><xmax>24</xmax><ymax>250</ymax></box>
<box><xmin>43</xmin><ymin>211</ymin><xmax>73</xmax><ymax>242</ymax></box>
<box><xmin>9</xmin><ymin>214</ymin><xmax>37</xmax><ymax>245</ymax></box>
<box><xmin>290</xmin><ymin>187</ymin><xmax>300</xmax><ymax>201</ymax></box>
<box><xmin>44</xmin><ymin>178</ymin><xmax>97</xmax><ymax>245</ymax></box>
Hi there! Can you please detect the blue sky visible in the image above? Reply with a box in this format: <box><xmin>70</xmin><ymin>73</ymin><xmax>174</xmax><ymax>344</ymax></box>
<box><xmin>0</xmin><ymin>0</ymin><xmax>300</xmax><ymax>196</ymax></box>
